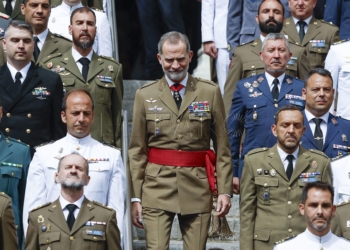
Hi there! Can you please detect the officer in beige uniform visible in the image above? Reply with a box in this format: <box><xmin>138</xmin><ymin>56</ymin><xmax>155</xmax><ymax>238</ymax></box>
<box><xmin>281</xmin><ymin>0</ymin><xmax>339</xmax><ymax>70</ymax></box>
<box><xmin>240</xmin><ymin>105</ymin><xmax>332</xmax><ymax>250</ymax></box>
<box><xmin>40</xmin><ymin>7</ymin><xmax>123</xmax><ymax>147</ymax></box>
<box><xmin>129</xmin><ymin>31</ymin><xmax>232</xmax><ymax>250</ymax></box>
<box><xmin>0</xmin><ymin>192</ymin><xmax>19</xmax><ymax>250</ymax></box>
<box><xmin>0</xmin><ymin>0</ymin><xmax>72</xmax><ymax>66</ymax></box>
<box><xmin>224</xmin><ymin>0</ymin><xmax>309</xmax><ymax>114</ymax></box>
<box><xmin>0</xmin><ymin>0</ymin><xmax>24</xmax><ymax>20</ymax></box>
<box><xmin>51</xmin><ymin>0</ymin><xmax>103</xmax><ymax>10</ymax></box>
<box><xmin>332</xmin><ymin>200</ymin><xmax>350</xmax><ymax>240</ymax></box>
<box><xmin>25</xmin><ymin>153</ymin><xmax>121</xmax><ymax>250</ymax></box>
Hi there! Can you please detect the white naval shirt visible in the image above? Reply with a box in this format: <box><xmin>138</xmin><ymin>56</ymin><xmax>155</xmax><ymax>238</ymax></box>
<box><xmin>325</xmin><ymin>41</ymin><xmax>350</xmax><ymax>119</ymax></box>
<box><xmin>48</xmin><ymin>2</ymin><xmax>112</xmax><ymax>57</ymax></box>
<box><xmin>331</xmin><ymin>153</ymin><xmax>350</xmax><ymax>205</ymax></box>
<box><xmin>23</xmin><ymin>134</ymin><xmax>126</xmax><ymax>243</ymax></box>
<box><xmin>274</xmin><ymin>228</ymin><xmax>350</xmax><ymax>250</ymax></box>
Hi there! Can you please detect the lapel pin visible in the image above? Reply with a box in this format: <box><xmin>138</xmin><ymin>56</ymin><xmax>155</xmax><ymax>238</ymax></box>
<box><xmin>332</xmin><ymin>118</ymin><xmax>338</xmax><ymax>125</ymax></box>
<box><xmin>37</xmin><ymin>215</ymin><xmax>44</xmax><ymax>223</ymax></box>
<box><xmin>257</xmin><ymin>168</ymin><xmax>262</xmax><ymax>175</ymax></box>
<box><xmin>342</xmin><ymin>134</ymin><xmax>347</xmax><ymax>142</ymax></box>
<box><xmin>270</xmin><ymin>169</ymin><xmax>276</xmax><ymax>176</ymax></box>
<box><xmin>47</xmin><ymin>62</ymin><xmax>52</xmax><ymax>69</ymax></box>
<box><xmin>108</xmin><ymin>65</ymin><xmax>114</xmax><ymax>72</ymax></box>
<box><xmin>311</xmin><ymin>160</ymin><xmax>317</xmax><ymax>169</ymax></box>
<box><xmin>286</xmin><ymin>78</ymin><xmax>292</xmax><ymax>84</ymax></box>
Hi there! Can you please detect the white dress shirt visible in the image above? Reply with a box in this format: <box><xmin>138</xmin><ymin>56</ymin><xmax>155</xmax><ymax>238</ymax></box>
<box><xmin>277</xmin><ymin>145</ymin><xmax>299</xmax><ymax>172</ymax></box>
<box><xmin>34</xmin><ymin>28</ymin><xmax>49</xmax><ymax>51</ymax></box>
<box><xmin>7</xmin><ymin>62</ymin><xmax>31</xmax><ymax>84</ymax></box>
<box><xmin>265</xmin><ymin>72</ymin><xmax>286</xmax><ymax>92</ymax></box>
<box><xmin>60</xmin><ymin>195</ymin><xmax>84</xmax><ymax>220</ymax></box>
<box><xmin>165</xmin><ymin>73</ymin><xmax>188</xmax><ymax>99</ymax></box>
<box><xmin>292</xmin><ymin>16</ymin><xmax>313</xmax><ymax>34</ymax></box>
<box><xmin>2</xmin><ymin>0</ymin><xmax>15</xmax><ymax>9</ymax></box>
<box><xmin>304</xmin><ymin>109</ymin><xmax>329</xmax><ymax>141</ymax></box>
<box><xmin>71</xmin><ymin>47</ymin><xmax>93</xmax><ymax>74</ymax></box>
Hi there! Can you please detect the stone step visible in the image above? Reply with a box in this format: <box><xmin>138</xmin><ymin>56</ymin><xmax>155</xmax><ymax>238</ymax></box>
<box><xmin>133</xmin><ymin>240</ymin><xmax>240</xmax><ymax>250</ymax></box>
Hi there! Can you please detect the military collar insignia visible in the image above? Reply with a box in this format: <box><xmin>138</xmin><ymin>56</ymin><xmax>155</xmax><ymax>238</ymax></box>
<box><xmin>108</xmin><ymin>65</ymin><xmax>114</xmax><ymax>72</ymax></box>
<box><xmin>286</xmin><ymin>78</ymin><xmax>292</xmax><ymax>84</ymax></box>
<box><xmin>332</xmin><ymin>118</ymin><xmax>338</xmax><ymax>125</ymax></box>
<box><xmin>47</xmin><ymin>62</ymin><xmax>53</xmax><ymax>69</ymax></box>
<box><xmin>311</xmin><ymin>160</ymin><xmax>318</xmax><ymax>169</ymax></box>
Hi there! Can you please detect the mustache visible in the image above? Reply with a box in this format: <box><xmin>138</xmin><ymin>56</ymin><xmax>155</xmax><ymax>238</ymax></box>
<box><xmin>265</xmin><ymin>18</ymin><xmax>278</xmax><ymax>25</ymax></box>
<box><xmin>79</xmin><ymin>32</ymin><xmax>92</xmax><ymax>39</ymax></box>
<box><xmin>271</xmin><ymin>59</ymin><xmax>282</xmax><ymax>63</ymax></box>
<box><xmin>285</xmin><ymin>135</ymin><xmax>297</xmax><ymax>140</ymax></box>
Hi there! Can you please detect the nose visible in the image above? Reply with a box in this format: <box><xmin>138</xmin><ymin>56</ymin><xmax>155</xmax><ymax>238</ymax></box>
<box><xmin>287</xmin><ymin>125</ymin><xmax>295</xmax><ymax>133</ymax></box>
<box><xmin>78</xmin><ymin>112</ymin><xmax>85</xmax><ymax>122</ymax></box>
<box><xmin>297</xmin><ymin>0</ymin><xmax>303</xmax><ymax>5</ymax></box>
<box><xmin>18</xmin><ymin>40</ymin><xmax>24</xmax><ymax>48</ymax></box>
<box><xmin>316</xmin><ymin>205</ymin><xmax>323</xmax><ymax>215</ymax></box>
<box><xmin>37</xmin><ymin>5</ymin><xmax>43</xmax><ymax>12</ymax></box>
<box><xmin>82</xmin><ymin>22</ymin><xmax>88</xmax><ymax>30</ymax></box>
<box><xmin>273</xmin><ymin>49</ymin><xmax>280</xmax><ymax>58</ymax></box>
<box><xmin>171</xmin><ymin>59</ymin><xmax>180</xmax><ymax>70</ymax></box>
<box><xmin>319</xmin><ymin>88</ymin><xmax>325</xmax><ymax>96</ymax></box>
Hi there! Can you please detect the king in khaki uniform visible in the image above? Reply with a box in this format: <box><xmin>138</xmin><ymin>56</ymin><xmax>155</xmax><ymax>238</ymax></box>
<box><xmin>40</xmin><ymin>7</ymin><xmax>123</xmax><ymax>148</ymax></box>
<box><xmin>0</xmin><ymin>192</ymin><xmax>19</xmax><ymax>250</ymax></box>
<box><xmin>240</xmin><ymin>105</ymin><xmax>332</xmax><ymax>250</ymax></box>
<box><xmin>224</xmin><ymin>0</ymin><xmax>310</xmax><ymax>114</ymax></box>
<box><xmin>129</xmin><ymin>31</ymin><xmax>232</xmax><ymax>250</ymax></box>
<box><xmin>0</xmin><ymin>0</ymin><xmax>72</xmax><ymax>66</ymax></box>
<box><xmin>24</xmin><ymin>153</ymin><xmax>121</xmax><ymax>250</ymax></box>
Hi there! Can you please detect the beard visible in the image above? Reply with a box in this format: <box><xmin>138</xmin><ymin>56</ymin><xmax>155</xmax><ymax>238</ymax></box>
<box><xmin>306</xmin><ymin>215</ymin><xmax>330</xmax><ymax>232</ymax></box>
<box><xmin>277</xmin><ymin>135</ymin><xmax>299</xmax><ymax>151</ymax></box>
<box><xmin>73</xmin><ymin>33</ymin><xmax>95</xmax><ymax>50</ymax></box>
<box><xmin>259</xmin><ymin>19</ymin><xmax>284</xmax><ymax>34</ymax></box>
<box><xmin>59</xmin><ymin>175</ymin><xmax>87</xmax><ymax>191</ymax></box>
<box><xmin>162</xmin><ymin>63</ymin><xmax>189</xmax><ymax>82</ymax></box>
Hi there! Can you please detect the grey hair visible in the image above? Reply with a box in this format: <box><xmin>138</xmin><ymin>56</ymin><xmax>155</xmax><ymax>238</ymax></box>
<box><xmin>58</xmin><ymin>152</ymin><xmax>89</xmax><ymax>175</ymax></box>
<box><xmin>261</xmin><ymin>33</ymin><xmax>290</xmax><ymax>53</ymax></box>
<box><xmin>4</xmin><ymin>20</ymin><xmax>33</xmax><ymax>39</ymax></box>
<box><xmin>158</xmin><ymin>31</ymin><xmax>191</xmax><ymax>55</ymax></box>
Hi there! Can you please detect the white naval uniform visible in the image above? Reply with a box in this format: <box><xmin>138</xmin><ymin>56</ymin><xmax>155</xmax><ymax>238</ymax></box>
<box><xmin>48</xmin><ymin>2</ymin><xmax>112</xmax><ymax>57</ymax></box>
<box><xmin>201</xmin><ymin>0</ymin><xmax>230</xmax><ymax>95</ymax></box>
<box><xmin>23</xmin><ymin>134</ymin><xmax>126</xmax><ymax>244</ymax></box>
<box><xmin>274</xmin><ymin>229</ymin><xmax>350</xmax><ymax>250</ymax></box>
<box><xmin>325</xmin><ymin>40</ymin><xmax>350</xmax><ymax>119</ymax></box>
<box><xmin>331</xmin><ymin>153</ymin><xmax>350</xmax><ymax>205</ymax></box>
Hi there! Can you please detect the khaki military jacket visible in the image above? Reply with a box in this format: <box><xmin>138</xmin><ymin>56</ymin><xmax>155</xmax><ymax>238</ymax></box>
<box><xmin>0</xmin><ymin>192</ymin><xmax>18</xmax><ymax>250</ymax></box>
<box><xmin>223</xmin><ymin>38</ymin><xmax>309</xmax><ymax>114</ymax></box>
<box><xmin>0</xmin><ymin>1</ymin><xmax>24</xmax><ymax>20</ymax></box>
<box><xmin>40</xmin><ymin>49</ymin><xmax>123</xmax><ymax>148</ymax></box>
<box><xmin>240</xmin><ymin>145</ymin><xmax>332</xmax><ymax>250</ymax></box>
<box><xmin>25</xmin><ymin>197</ymin><xmax>121</xmax><ymax>250</ymax></box>
<box><xmin>332</xmin><ymin>201</ymin><xmax>350</xmax><ymax>240</ymax></box>
<box><xmin>0</xmin><ymin>30</ymin><xmax>71</xmax><ymax>66</ymax></box>
<box><xmin>128</xmin><ymin>75</ymin><xmax>232</xmax><ymax>215</ymax></box>
<box><xmin>282</xmin><ymin>17</ymin><xmax>340</xmax><ymax>69</ymax></box>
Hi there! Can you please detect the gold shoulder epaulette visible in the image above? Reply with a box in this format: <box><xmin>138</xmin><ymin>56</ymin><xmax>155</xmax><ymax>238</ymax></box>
<box><xmin>275</xmin><ymin>235</ymin><xmax>297</xmax><ymax>245</ymax></box>
<box><xmin>320</xmin><ymin>19</ymin><xmax>336</xmax><ymax>26</ymax></box>
<box><xmin>34</xmin><ymin>141</ymin><xmax>55</xmax><ymax>149</ymax></box>
<box><xmin>332</xmin><ymin>38</ymin><xmax>350</xmax><ymax>46</ymax></box>
<box><xmin>0</xmin><ymin>12</ymin><xmax>10</xmax><ymax>20</ymax></box>
<box><xmin>247</xmin><ymin>147</ymin><xmax>269</xmax><ymax>156</ymax></box>
<box><xmin>7</xmin><ymin>137</ymin><xmax>30</xmax><ymax>147</ymax></box>
<box><xmin>99</xmin><ymin>55</ymin><xmax>121</xmax><ymax>65</ymax></box>
<box><xmin>308</xmin><ymin>149</ymin><xmax>329</xmax><ymax>159</ymax></box>
<box><xmin>41</xmin><ymin>53</ymin><xmax>62</xmax><ymax>63</ymax></box>
<box><xmin>92</xmin><ymin>201</ymin><xmax>113</xmax><ymax>210</ymax></box>
<box><xmin>51</xmin><ymin>33</ymin><xmax>72</xmax><ymax>42</ymax></box>
<box><xmin>195</xmin><ymin>77</ymin><xmax>216</xmax><ymax>86</ymax></box>
<box><xmin>90</xmin><ymin>7</ymin><xmax>105</xmax><ymax>13</ymax></box>
<box><xmin>238</xmin><ymin>40</ymin><xmax>255</xmax><ymax>47</ymax></box>
<box><xmin>31</xmin><ymin>202</ymin><xmax>51</xmax><ymax>212</ymax></box>
<box><xmin>140</xmin><ymin>81</ymin><xmax>157</xmax><ymax>89</ymax></box>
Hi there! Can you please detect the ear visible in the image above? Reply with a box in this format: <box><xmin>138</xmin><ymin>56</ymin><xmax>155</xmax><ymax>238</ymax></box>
<box><xmin>20</xmin><ymin>4</ymin><xmax>25</xmax><ymax>15</ymax></box>
<box><xmin>271</xmin><ymin>124</ymin><xmax>277</xmax><ymax>137</ymax></box>
<box><xmin>54</xmin><ymin>172</ymin><xmax>59</xmax><ymax>184</ymax></box>
<box><xmin>61</xmin><ymin>111</ymin><xmax>67</xmax><ymax>124</ymax></box>
<box><xmin>2</xmin><ymin>39</ymin><xmax>6</xmax><ymax>51</ymax></box>
<box><xmin>188</xmin><ymin>50</ymin><xmax>194</xmax><ymax>62</ymax></box>
<box><xmin>299</xmin><ymin>203</ymin><xmax>305</xmax><ymax>216</ymax></box>
<box><xmin>259</xmin><ymin>51</ymin><xmax>263</xmax><ymax>61</ymax></box>
<box><xmin>157</xmin><ymin>54</ymin><xmax>162</xmax><ymax>65</ymax></box>
<box><xmin>302</xmin><ymin>88</ymin><xmax>307</xmax><ymax>99</ymax></box>
<box><xmin>68</xmin><ymin>25</ymin><xmax>73</xmax><ymax>35</ymax></box>
<box><xmin>85</xmin><ymin>176</ymin><xmax>91</xmax><ymax>186</ymax></box>
<box><xmin>255</xmin><ymin>14</ymin><xmax>259</xmax><ymax>25</ymax></box>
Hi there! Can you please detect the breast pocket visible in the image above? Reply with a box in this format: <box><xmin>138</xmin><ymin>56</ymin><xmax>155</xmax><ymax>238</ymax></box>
<box><xmin>62</xmin><ymin>78</ymin><xmax>76</xmax><ymax>94</ymax></box>
<box><xmin>308</xmin><ymin>43</ymin><xmax>330</xmax><ymax>68</ymax></box>
<box><xmin>146</xmin><ymin>113</ymin><xmax>171</xmax><ymax>138</ymax></box>
<box><xmin>245</xmin><ymin>100</ymin><xmax>267</xmax><ymax>128</ymax></box>
<box><xmin>94</xmin><ymin>78</ymin><xmax>116</xmax><ymax>105</ymax></box>
<box><xmin>0</xmin><ymin>167</ymin><xmax>22</xmax><ymax>193</ymax></box>
<box><xmin>242</xmin><ymin>60</ymin><xmax>265</xmax><ymax>78</ymax></box>
<box><xmin>255</xmin><ymin>177</ymin><xmax>279</xmax><ymax>205</ymax></box>
<box><xmin>188</xmin><ymin>113</ymin><xmax>212</xmax><ymax>139</ymax></box>
<box><xmin>39</xmin><ymin>232</ymin><xmax>60</xmax><ymax>250</ymax></box>
<box><xmin>82</xmin><ymin>230</ymin><xmax>106</xmax><ymax>250</ymax></box>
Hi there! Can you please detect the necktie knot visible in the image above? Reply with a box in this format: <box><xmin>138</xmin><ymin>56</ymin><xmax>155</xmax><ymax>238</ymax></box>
<box><xmin>312</xmin><ymin>118</ymin><xmax>323</xmax><ymax>126</ymax></box>
<box><xmin>34</xmin><ymin>36</ymin><xmax>39</xmax><ymax>43</ymax></box>
<box><xmin>298</xmin><ymin>20</ymin><xmax>306</xmax><ymax>28</ymax></box>
<box><xmin>286</xmin><ymin>154</ymin><xmax>294</xmax><ymax>163</ymax></box>
<box><xmin>66</xmin><ymin>204</ymin><xmax>77</xmax><ymax>213</ymax></box>
<box><xmin>170</xmin><ymin>83</ymin><xmax>184</xmax><ymax>92</ymax></box>
<box><xmin>298</xmin><ymin>20</ymin><xmax>306</xmax><ymax>42</ymax></box>
<box><xmin>15</xmin><ymin>72</ymin><xmax>22</xmax><ymax>81</ymax></box>
<box><xmin>79</xmin><ymin>57</ymin><xmax>90</xmax><ymax>66</ymax></box>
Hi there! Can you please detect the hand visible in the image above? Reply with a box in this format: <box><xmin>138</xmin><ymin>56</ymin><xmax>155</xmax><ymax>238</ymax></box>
<box><xmin>203</xmin><ymin>41</ymin><xmax>218</xmax><ymax>59</ymax></box>
<box><xmin>216</xmin><ymin>194</ymin><xmax>231</xmax><ymax>217</ymax></box>
<box><xmin>233</xmin><ymin>177</ymin><xmax>240</xmax><ymax>195</ymax></box>
<box><xmin>131</xmin><ymin>202</ymin><xmax>144</xmax><ymax>229</ymax></box>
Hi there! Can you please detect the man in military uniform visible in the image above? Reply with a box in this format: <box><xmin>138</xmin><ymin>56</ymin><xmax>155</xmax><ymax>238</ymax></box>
<box><xmin>332</xmin><ymin>200</ymin><xmax>350</xmax><ymax>240</ymax></box>
<box><xmin>300</xmin><ymin>68</ymin><xmax>350</xmax><ymax>158</ymax></box>
<box><xmin>129</xmin><ymin>31</ymin><xmax>232</xmax><ymax>250</ymax></box>
<box><xmin>281</xmin><ymin>0</ymin><xmax>340</xmax><ymax>70</ymax></box>
<box><xmin>51</xmin><ymin>0</ymin><xmax>103</xmax><ymax>10</ymax></box>
<box><xmin>224</xmin><ymin>0</ymin><xmax>309</xmax><ymax>114</ymax></box>
<box><xmin>0</xmin><ymin>192</ymin><xmax>19</xmax><ymax>250</ymax></box>
<box><xmin>0</xmin><ymin>0</ymin><xmax>72</xmax><ymax>66</ymax></box>
<box><xmin>23</xmin><ymin>89</ymin><xmax>126</xmax><ymax>247</ymax></box>
<box><xmin>330</xmin><ymin>153</ymin><xmax>350</xmax><ymax>205</ymax></box>
<box><xmin>324</xmin><ymin>0</ymin><xmax>350</xmax><ymax>40</ymax></box>
<box><xmin>227</xmin><ymin>33</ymin><xmax>304</xmax><ymax>193</ymax></box>
<box><xmin>0</xmin><ymin>0</ymin><xmax>24</xmax><ymax>21</ymax></box>
<box><xmin>48</xmin><ymin>0</ymin><xmax>112</xmax><ymax>57</ymax></box>
<box><xmin>0</xmin><ymin>95</ymin><xmax>31</xmax><ymax>247</ymax></box>
<box><xmin>40</xmin><ymin>7</ymin><xmax>122</xmax><ymax>147</ymax></box>
<box><xmin>240</xmin><ymin>106</ymin><xmax>332</xmax><ymax>250</ymax></box>
<box><xmin>0</xmin><ymin>20</ymin><xmax>65</xmax><ymax>154</ymax></box>
<box><xmin>325</xmin><ymin>39</ymin><xmax>350</xmax><ymax>119</ymax></box>
<box><xmin>274</xmin><ymin>181</ymin><xmax>350</xmax><ymax>249</ymax></box>
<box><xmin>25</xmin><ymin>153</ymin><xmax>121</xmax><ymax>250</ymax></box>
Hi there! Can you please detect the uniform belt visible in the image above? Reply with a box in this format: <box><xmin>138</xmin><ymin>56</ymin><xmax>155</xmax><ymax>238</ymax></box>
<box><xmin>148</xmin><ymin>147</ymin><xmax>217</xmax><ymax>194</ymax></box>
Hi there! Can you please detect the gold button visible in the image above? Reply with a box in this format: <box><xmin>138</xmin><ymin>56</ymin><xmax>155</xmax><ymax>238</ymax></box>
<box><xmin>274</xmin><ymin>104</ymin><xmax>278</xmax><ymax>108</ymax></box>
<box><xmin>93</xmin><ymin>236</ymin><xmax>97</xmax><ymax>240</ymax></box>
<box><xmin>286</xmin><ymin>65</ymin><xmax>289</xmax><ymax>68</ymax></box>
<box><xmin>156</xmin><ymin>118</ymin><xmax>159</xmax><ymax>122</ymax></box>
<box><xmin>15</xmin><ymin>225</ymin><xmax>18</xmax><ymax>229</ymax></box>
<box><xmin>178</xmin><ymin>134</ymin><xmax>183</xmax><ymax>139</ymax></box>
<box><xmin>46</xmin><ymin>239</ymin><xmax>49</xmax><ymax>243</ymax></box>
<box><xmin>318</xmin><ymin>49</ymin><xmax>321</xmax><ymax>52</ymax></box>
<box><xmin>27</xmin><ymin>113</ymin><xmax>32</xmax><ymax>118</ymax></box>
<box><xmin>288</xmin><ymin>201</ymin><xmax>292</xmax><ymax>205</ymax></box>
<box><xmin>26</xmin><ymin>129</ymin><xmax>31</xmax><ymax>134</ymax></box>
<box><xmin>177</xmin><ymin>119</ymin><xmax>180</xmax><ymax>124</ymax></box>
<box><xmin>288</xmin><ymin>229</ymin><xmax>292</xmax><ymax>233</ymax></box>
<box><xmin>63</xmin><ymin>83</ymin><xmax>66</xmax><ymax>86</ymax></box>
<box><xmin>200</xmin><ymin>117</ymin><xmax>203</xmax><ymax>121</ymax></box>
<box><xmin>253</xmin><ymin>105</ymin><xmax>257</xmax><ymax>108</ymax></box>
<box><xmin>105</xmin><ymin>84</ymin><xmax>108</xmax><ymax>87</ymax></box>
<box><xmin>254</xmin><ymin>235</ymin><xmax>258</xmax><ymax>238</ymax></box>
<box><xmin>264</xmin><ymin>183</ymin><xmax>267</xmax><ymax>187</ymax></box>
<box><xmin>11</xmin><ymin>172</ymin><xmax>14</xmax><ymax>176</ymax></box>
<box><xmin>288</xmin><ymin>187</ymin><xmax>291</xmax><ymax>191</ymax></box>
<box><xmin>288</xmin><ymin>215</ymin><xmax>292</xmax><ymax>219</ymax></box>
<box><xmin>70</xmin><ymin>236</ymin><xmax>74</xmax><ymax>240</ymax></box>
<box><xmin>6</xmin><ymin>113</ymin><xmax>10</xmax><ymax>117</ymax></box>
<box><xmin>252</xmin><ymin>65</ymin><xmax>255</xmax><ymax>69</ymax></box>
<box><xmin>5</xmin><ymin>128</ymin><xmax>10</xmax><ymax>132</ymax></box>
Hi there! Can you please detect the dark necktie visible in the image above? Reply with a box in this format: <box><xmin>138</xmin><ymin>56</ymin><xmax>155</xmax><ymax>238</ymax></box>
<box><xmin>286</xmin><ymin>154</ymin><xmax>294</xmax><ymax>180</ymax></box>
<box><xmin>312</xmin><ymin>118</ymin><xmax>324</xmax><ymax>150</ymax></box>
<box><xmin>66</xmin><ymin>204</ymin><xmax>77</xmax><ymax>231</ymax></box>
<box><xmin>33</xmin><ymin>36</ymin><xmax>40</xmax><ymax>61</ymax></box>
<box><xmin>78</xmin><ymin>57</ymin><xmax>90</xmax><ymax>81</ymax></box>
<box><xmin>5</xmin><ymin>0</ymin><xmax>13</xmax><ymax>16</ymax></box>
<box><xmin>170</xmin><ymin>83</ymin><xmax>184</xmax><ymax>109</ymax></box>
<box><xmin>14</xmin><ymin>72</ymin><xmax>22</xmax><ymax>90</ymax></box>
<box><xmin>271</xmin><ymin>78</ymin><xmax>279</xmax><ymax>101</ymax></box>
<box><xmin>298</xmin><ymin>20</ymin><xmax>306</xmax><ymax>43</ymax></box>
